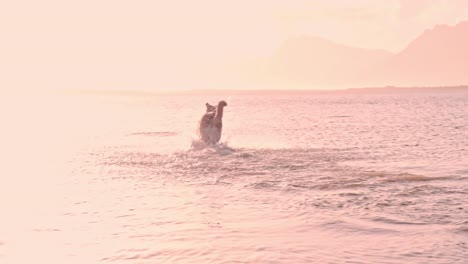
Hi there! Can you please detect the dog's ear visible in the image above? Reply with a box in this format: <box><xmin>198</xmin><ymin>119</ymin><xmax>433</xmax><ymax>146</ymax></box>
<box><xmin>206</xmin><ymin>103</ymin><xmax>209</xmax><ymax>106</ymax></box>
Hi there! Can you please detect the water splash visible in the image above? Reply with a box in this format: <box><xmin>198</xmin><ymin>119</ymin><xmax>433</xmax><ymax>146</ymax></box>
<box><xmin>190</xmin><ymin>139</ymin><xmax>235</xmax><ymax>155</ymax></box>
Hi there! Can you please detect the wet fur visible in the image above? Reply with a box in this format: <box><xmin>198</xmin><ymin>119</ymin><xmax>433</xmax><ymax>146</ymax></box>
<box><xmin>198</xmin><ymin>101</ymin><xmax>227</xmax><ymax>143</ymax></box>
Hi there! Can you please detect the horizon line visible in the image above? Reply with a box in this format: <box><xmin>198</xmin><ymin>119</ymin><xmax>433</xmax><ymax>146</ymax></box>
<box><xmin>53</xmin><ymin>85</ymin><xmax>468</xmax><ymax>97</ymax></box>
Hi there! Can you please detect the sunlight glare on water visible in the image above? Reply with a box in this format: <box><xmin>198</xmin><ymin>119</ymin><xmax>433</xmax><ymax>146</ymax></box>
<box><xmin>1</xmin><ymin>90</ymin><xmax>467</xmax><ymax>263</ymax></box>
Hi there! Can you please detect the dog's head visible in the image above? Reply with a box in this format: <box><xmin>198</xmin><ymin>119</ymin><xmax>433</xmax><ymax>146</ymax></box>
<box><xmin>205</xmin><ymin>103</ymin><xmax>216</xmax><ymax>113</ymax></box>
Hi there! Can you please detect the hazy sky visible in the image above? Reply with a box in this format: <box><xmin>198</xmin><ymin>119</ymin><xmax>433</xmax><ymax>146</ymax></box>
<box><xmin>1</xmin><ymin>0</ymin><xmax>468</xmax><ymax>90</ymax></box>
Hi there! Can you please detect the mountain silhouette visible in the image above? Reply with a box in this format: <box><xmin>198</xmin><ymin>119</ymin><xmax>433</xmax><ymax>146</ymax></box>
<box><xmin>265</xmin><ymin>36</ymin><xmax>392</xmax><ymax>88</ymax></box>
<box><xmin>368</xmin><ymin>21</ymin><xmax>468</xmax><ymax>86</ymax></box>
<box><xmin>250</xmin><ymin>21</ymin><xmax>468</xmax><ymax>88</ymax></box>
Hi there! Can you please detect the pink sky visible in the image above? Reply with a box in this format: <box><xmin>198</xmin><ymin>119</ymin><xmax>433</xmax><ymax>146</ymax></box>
<box><xmin>1</xmin><ymin>0</ymin><xmax>468</xmax><ymax>91</ymax></box>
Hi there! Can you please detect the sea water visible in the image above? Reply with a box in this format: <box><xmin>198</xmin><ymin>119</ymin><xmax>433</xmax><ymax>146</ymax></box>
<box><xmin>0</xmin><ymin>89</ymin><xmax>467</xmax><ymax>263</ymax></box>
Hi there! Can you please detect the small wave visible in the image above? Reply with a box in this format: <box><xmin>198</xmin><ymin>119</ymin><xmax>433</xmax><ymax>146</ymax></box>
<box><xmin>33</xmin><ymin>228</ymin><xmax>62</xmax><ymax>232</ymax></box>
<box><xmin>100</xmin><ymin>151</ymin><xmax>163</xmax><ymax>167</ymax></box>
<box><xmin>382</xmin><ymin>173</ymin><xmax>441</xmax><ymax>183</ymax></box>
<box><xmin>329</xmin><ymin>115</ymin><xmax>352</xmax><ymax>118</ymax></box>
<box><xmin>247</xmin><ymin>181</ymin><xmax>279</xmax><ymax>190</ymax></box>
<box><xmin>369</xmin><ymin>216</ymin><xmax>428</xmax><ymax>226</ymax></box>
<box><xmin>128</xmin><ymin>132</ymin><xmax>177</xmax><ymax>137</ymax></box>
<box><xmin>361</xmin><ymin>171</ymin><xmax>443</xmax><ymax>183</ymax></box>
<box><xmin>396</xmin><ymin>185</ymin><xmax>446</xmax><ymax>197</ymax></box>
<box><xmin>455</xmin><ymin>227</ymin><xmax>468</xmax><ymax>235</ymax></box>
<box><xmin>320</xmin><ymin>219</ymin><xmax>397</xmax><ymax>234</ymax></box>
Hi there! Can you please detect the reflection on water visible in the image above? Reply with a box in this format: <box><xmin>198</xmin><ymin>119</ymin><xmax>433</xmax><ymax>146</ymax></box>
<box><xmin>1</xmin><ymin>90</ymin><xmax>467</xmax><ymax>263</ymax></box>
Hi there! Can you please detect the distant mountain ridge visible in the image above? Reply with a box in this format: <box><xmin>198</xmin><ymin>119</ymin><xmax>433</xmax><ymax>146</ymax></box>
<box><xmin>252</xmin><ymin>21</ymin><xmax>468</xmax><ymax>88</ymax></box>
<box><xmin>371</xmin><ymin>21</ymin><xmax>468</xmax><ymax>86</ymax></box>
<box><xmin>267</xmin><ymin>36</ymin><xmax>392</xmax><ymax>87</ymax></box>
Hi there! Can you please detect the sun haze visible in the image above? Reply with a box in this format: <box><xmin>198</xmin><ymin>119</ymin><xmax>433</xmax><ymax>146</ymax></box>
<box><xmin>1</xmin><ymin>2</ymin><xmax>468</xmax><ymax>263</ymax></box>
<box><xmin>1</xmin><ymin>0</ymin><xmax>468</xmax><ymax>91</ymax></box>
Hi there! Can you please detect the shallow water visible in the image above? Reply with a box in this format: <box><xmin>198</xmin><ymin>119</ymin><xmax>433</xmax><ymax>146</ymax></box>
<box><xmin>1</xmin><ymin>90</ymin><xmax>467</xmax><ymax>263</ymax></box>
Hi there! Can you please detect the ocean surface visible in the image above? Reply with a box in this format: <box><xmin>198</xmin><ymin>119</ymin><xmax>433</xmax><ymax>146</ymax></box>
<box><xmin>1</xmin><ymin>89</ymin><xmax>467</xmax><ymax>263</ymax></box>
